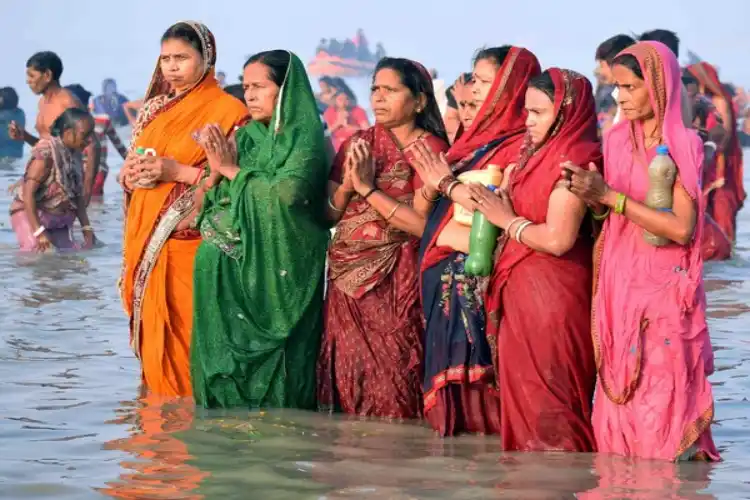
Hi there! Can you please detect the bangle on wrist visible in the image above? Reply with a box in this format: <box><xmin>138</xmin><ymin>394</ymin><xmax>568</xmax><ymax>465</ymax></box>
<box><xmin>328</xmin><ymin>195</ymin><xmax>344</xmax><ymax>212</ymax></box>
<box><xmin>33</xmin><ymin>226</ymin><xmax>46</xmax><ymax>238</ymax></box>
<box><xmin>591</xmin><ymin>206</ymin><xmax>610</xmax><ymax>221</ymax></box>
<box><xmin>614</xmin><ymin>193</ymin><xmax>627</xmax><ymax>215</ymax></box>
<box><xmin>362</xmin><ymin>187</ymin><xmax>379</xmax><ymax>200</ymax></box>
<box><xmin>81</xmin><ymin>225</ymin><xmax>94</xmax><ymax>233</ymax></box>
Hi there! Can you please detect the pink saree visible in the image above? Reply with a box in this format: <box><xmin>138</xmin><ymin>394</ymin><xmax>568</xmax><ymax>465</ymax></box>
<box><xmin>592</xmin><ymin>41</ymin><xmax>719</xmax><ymax>461</ymax></box>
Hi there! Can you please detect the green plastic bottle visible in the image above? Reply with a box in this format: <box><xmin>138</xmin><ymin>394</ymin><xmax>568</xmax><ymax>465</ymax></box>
<box><xmin>464</xmin><ymin>184</ymin><xmax>500</xmax><ymax>277</ymax></box>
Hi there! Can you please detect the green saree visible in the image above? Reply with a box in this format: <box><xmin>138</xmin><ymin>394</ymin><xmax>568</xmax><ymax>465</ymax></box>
<box><xmin>191</xmin><ymin>52</ymin><xmax>329</xmax><ymax>409</ymax></box>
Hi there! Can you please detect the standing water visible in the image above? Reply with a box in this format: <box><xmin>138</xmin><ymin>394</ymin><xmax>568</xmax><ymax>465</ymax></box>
<box><xmin>0</xmin><ymin>150</ymin><xmax>749</xmax><ymax>499</ymax></box>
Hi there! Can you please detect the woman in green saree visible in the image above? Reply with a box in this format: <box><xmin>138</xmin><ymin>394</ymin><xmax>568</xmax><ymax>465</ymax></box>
<box><xmin>191</xmin><ymin>50</ymin><xmax>329</xmax><ymax>409</ymax></box>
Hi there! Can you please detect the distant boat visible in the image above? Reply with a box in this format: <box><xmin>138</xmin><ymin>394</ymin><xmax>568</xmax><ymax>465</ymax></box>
<box><xmin>307</xmin><ymin>30</ymin><xmax>386</xmax><ymax>78</ymax></box>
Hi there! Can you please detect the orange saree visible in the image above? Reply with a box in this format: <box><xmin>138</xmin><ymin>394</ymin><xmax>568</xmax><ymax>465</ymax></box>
<box><xmin>120</xmin><ymin>21</ymin><xmax>248</xmax><ymax>397</ymax></box>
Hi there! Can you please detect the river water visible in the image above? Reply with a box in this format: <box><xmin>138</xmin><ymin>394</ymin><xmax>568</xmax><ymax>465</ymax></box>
<box><xmin>0</xmin><ymin>152</ymin><xmax>748</xmax><ymax>500</ymax></box>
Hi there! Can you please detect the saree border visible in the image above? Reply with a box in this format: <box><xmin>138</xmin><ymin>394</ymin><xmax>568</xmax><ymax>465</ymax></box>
<box><xmin>423</xmin><ymin>364</ymin><xmax>495</xmax><ymax>413</ymax></box>
<box><xmin>129</xmin><ymin>190</ymin><xmax>195</xmax><ymax>359</ymax></box>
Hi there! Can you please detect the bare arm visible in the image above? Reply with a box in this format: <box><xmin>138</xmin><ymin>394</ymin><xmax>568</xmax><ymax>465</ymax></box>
<box><xmin>21</xmin><ymin>158</ymin><xmax>50</xmax><ymax>234</ymax></box>
<box><xmin>358</xmin><ymin>188</ymin><xmax>427</xmax><ymax>237</ymax></box>
<box><xmin>106</xmin><ymin>125</ymin><xmax>129</xmax><ymax>159</ymax></box>
<box><xmin>82</xmin><ymin>138</ymin><xmax>100</xmax><ymax>205</ymax></box>
<box><xmin>325</xmin><ymin>180</ymin><xmax>355</xmax><ymax>224</ymax></box>
<box><xmin>602</xmin><ymin>180</ymin><xmax>697</xmax><ymax>246</ymax></box>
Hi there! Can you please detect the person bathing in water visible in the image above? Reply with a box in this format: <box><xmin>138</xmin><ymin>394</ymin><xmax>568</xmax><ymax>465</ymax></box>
<box><xmin>8</xmin><ymin>52</ymin><xmax>100</xmax><ymax>205</ymax></box>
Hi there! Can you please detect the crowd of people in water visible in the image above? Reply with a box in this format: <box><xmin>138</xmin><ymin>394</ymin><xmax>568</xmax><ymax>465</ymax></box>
<box><xmin>2</xmin><ymin>21</ymin><xmax>748</xmax><ymax>463</ymax></box>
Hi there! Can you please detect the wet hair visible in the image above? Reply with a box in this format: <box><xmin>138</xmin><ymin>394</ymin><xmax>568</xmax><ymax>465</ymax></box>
<box><xmin>65</xmin><ymin>84</ymin><xmax>92</xmax><ymax>107</ymax></box>
<box><xmin>244</xmin><ymin>50</ymin><xmax>291</xmax><ymax>87</ymax></box>
<box><xmin>373</xmin><ymin>57</ymin><xmax>449</xmax><ymax>144</ymax></box>
<box><xmin>50</xmin><ymin>107</ymin><xmax>94</xmax><ymax>137</ymax></box>
<box><xmin>161</xmin><ymin>22</ymin><xmax>203</xmax><ymax>56</ymax></box>
<box><xmin>473</xmin><ymin>46</ymin><xmax>512</xmax><ymax>69</ymax></box>
<box><xmin>224</xmin><ymin>83</ymin><xmax>246</xmax><ymax>104</ymax></box>
<box><xmin>26</xmin><ymin>51</ymin><xmax>64</xmax><ymax>82</ymax></box>
<box><xmin>528</xmin><ymin>71</ymin><xmax>555</xmax><ymax>101</ymax></box>
<box><xmin>0</xmin><ymin>87</ymin><xmax>19</xmax><ymax>110</ymax></box>
<box><xmin>595</xmin><ymin>34</ymin><xmax>636</xmax><ymax>64</ymax></box>
<box><xmin>610</xmin><ymin>53</ymin><xmax>644</xmax><ymax>80</ymax></box>
<box><xmin>639</xmin><ymin>29</ymin><xmax>679</xmax><ymax>57</ymax></box>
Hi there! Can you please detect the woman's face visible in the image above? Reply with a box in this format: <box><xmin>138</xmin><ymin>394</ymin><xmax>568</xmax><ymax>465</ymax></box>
<box><xmin>612</xmin><ymin>63</ymin><xmax>653</xmax><ymax>122</ymax></box>
<box><xmin>524</xmin><ymin>87</ymin><xmax>556</xmax><ymax>146</ymax></box>
<box><xmin>160</xmin><ymin>38</ymin><xmax>205</xmax><ymax>94</ymax></box>
<box><xmin>371</xmin><ymin>68</ymin><xmax>423</xmax><ymax>129</ymax></box>
<box><xmin>62</xmin><ymin>119</ymin><xmax>94</xmax><ymax>150</ymax></box>
<box><xmin>472</xmin><ymin>58</ymin><xmax>498</xmax><ymax>107</ymax></box>
<box><xmin>243</xmin><ymin>62</ymin><xmax>281</xmax><ymax>125</ymax></box>
<box><xmin>26</xmin><ymin>67</ymin><xmax>52</xmax><ymax>95</ymax></box>
<box><xmin>334</xmin><ymin>92</ymin><xmax>351</xmax><ymax>109</ymax></box>
<box><xmin>457</xmin><ymin>84</ymin><xmax>478</xmax><ymax>129</ymax></box>
<box><xmin>319</xmin><ymin>81</ymin><xmax>331</xmax><ymax>95</ymax></box>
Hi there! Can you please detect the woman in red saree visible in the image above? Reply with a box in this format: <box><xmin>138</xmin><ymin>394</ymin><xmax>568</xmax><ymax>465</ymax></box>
<box><xmin>568</xmin><ymin>41</ymin><xmax>719</xmax><ymax>461</ymax></box>
<box><xmin>411</xmin><ymin>46</ymin><xmax>540</xmax><ymax>437</ymax></box>
<box><xmin>318</xmin><ymin>58</ymin><xmax>449</xmax><ymax>419</ymax></box>
<box><xmin>688</xmin><ymin>61</ymin><xmax>745</xmax><ymax>244</ymax></box>
<box><xmin>119</xmin><ymin>22</ymin><xmax>248</xmax><ymax>397</ymax></box>
<box><xmin>416</xmin><ymin>68</ymin><xmax>600</xmax><ymax>453</ymax></box>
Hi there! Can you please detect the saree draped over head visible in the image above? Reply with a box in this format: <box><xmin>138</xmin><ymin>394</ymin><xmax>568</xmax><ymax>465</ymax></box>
<box><xmin>120</xmin><ymin>21</ymin><xmax>249</xmax><ymax>398</ymax></box>
<box><xmin>480</xmin><ymin>69</ymin><xmax>601</xmax><ymax>452</ymax></box>
<box><xmin>318</xmin><ymin>124</ymin><xmax>449</xmax><ymax>419</ymax></box>
<box><xmin>593</xmin><ymin>41</ymin><xmax>719</xmax><ymax>461</ymax></box>
<box><xmin>191</xmin><ymin>52</ymin><xmax>330</xmax><ymax>410</ymax></box>
<box><xmin>418</xmin><ymin>47</ymin><xmax>541</xmax><ymax>437</ymax></box>
<box><xmin>688</xmin><ymin>61</ymin><xmax>745</xmax><ymax>242</ymax></box>
<box><xmin>10</xmin><ymin>137</ymin><xmax>83</xmax><ymax>251</ymax></box>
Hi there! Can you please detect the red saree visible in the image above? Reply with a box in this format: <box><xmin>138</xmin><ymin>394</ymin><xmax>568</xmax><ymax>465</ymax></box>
<box><xmin>419</xmin><ymin>47</ymin><xmax>541</xmax><ymax>436</ymax></box>
<box><xmin>688</xmin><ymin>62</ymin><xmax>745</xmax><ymax>243</ymax></box>
<box><xmin>483</xmin><ymin>69</ymin><xmax>600</xmax><ymax>451</ymax></box>
<box><xmin>318</xmin><ymin>126</ymin><xmax>449</xmax><ymax>418</ymax></box>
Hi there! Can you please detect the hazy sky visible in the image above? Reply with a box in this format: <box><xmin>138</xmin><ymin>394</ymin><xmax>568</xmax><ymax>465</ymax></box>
<box><xmin>2</xmin><ymin>0</ymin><xmax>749</xmax><ymax>119</ymax></box>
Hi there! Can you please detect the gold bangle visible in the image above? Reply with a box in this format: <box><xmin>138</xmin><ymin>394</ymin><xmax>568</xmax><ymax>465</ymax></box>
<box><xmin>420</xmin><ymin>186</ymin><xmax>440</xmax><ymax>202</ymax></box>
<box><xmin>514</xmin><ymin>220</ymin><xmax>533</xmax><ymax>243</ymax></box>
<box><xmin>504</xmin><ymin>216</ymin><xmax>525</xmax><ymax>233</ymax></box>
<box><xmin>445</xmin><ymin>180</ymin><xmax>461</xmax><ymax>199</ymax></box>
<box><xmin>591</xmin><ymin>206</ymin><xmax>610</xmax><ymax>221</ymax></box>
<box><xmin>81</xmin><ymin>225</ymin><xmax>94</xmax><ymax>232</ymax></box>
<box><xmin>614</xmin><ymin>193</ymin><xmax>627</xmax><ymax>215</ymax></box>
<box><xmin>385</xmin><ymin>202</ymin><xmax>401</xmax><ymax>221</ymax></box>
<box><xmin>327</xmin><ymin>195</ymin><xmax>344</xmax><ymax>212</ymax></box>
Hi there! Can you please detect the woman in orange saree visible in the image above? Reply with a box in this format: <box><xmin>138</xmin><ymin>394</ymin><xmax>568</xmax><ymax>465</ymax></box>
<box><xmin>119</xmin><ymin>21</ymin><xmax>248</xmax><ymax>397</ymax></box>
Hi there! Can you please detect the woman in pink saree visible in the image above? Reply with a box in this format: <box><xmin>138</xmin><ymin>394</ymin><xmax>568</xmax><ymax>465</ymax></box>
<box><xmin>566</xmin><ymin>41</ymin><xmax>719</xmax><ymax>461</ymax></box>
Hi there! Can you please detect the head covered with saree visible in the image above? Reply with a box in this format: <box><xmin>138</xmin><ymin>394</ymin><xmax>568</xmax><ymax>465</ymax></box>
<box><xmin>484</xmin><ymin>68</ymin><xmax>602</xmax><ymax>329</ymax></box>
<box><xmin>687</xmin><ymin>60</ymin><xmax>745</xmax><ymax>205</ymax></box>
<box><xmin>447</xmin><ymin>46</ymin><xmax>541</xmax><ymax>165</ymax></box>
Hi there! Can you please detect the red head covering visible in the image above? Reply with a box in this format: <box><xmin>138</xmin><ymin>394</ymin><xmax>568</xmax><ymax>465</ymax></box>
<box><xmin>486</xmin><ymin>69</ymin><xmax>602</xmax><ymax>329</ymax></box>
<box><xmin>447</xmin><ymin>46</ymin><xmax>541</xmax><ymax>164</ymax></box>
<box><xmin>687</xmin><ymin>61</ymin><xmax>745</xmax><ymax>206</ymax></box>
<box><xmin>420</xmin><ymin>47</ymin><xmax>540</xmax><ymax>273</ymax></box>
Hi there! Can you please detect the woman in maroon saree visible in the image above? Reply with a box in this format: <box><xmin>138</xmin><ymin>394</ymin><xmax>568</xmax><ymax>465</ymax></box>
<box><xmin>318</xmin><ymin>58</ymin><xmax>449</xmax><ymax>418</ymax></box>
<box><xmin>412</xmin><ymin>46</ymin><xmax>541</xmax><ymax>436</ymax></box>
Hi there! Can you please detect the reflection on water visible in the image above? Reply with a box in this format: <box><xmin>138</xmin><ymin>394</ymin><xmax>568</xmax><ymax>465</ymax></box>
<box><xmin>0</xmin><ymin>154</ymin><xmax>749</xmax><ymax>499</ymax></box>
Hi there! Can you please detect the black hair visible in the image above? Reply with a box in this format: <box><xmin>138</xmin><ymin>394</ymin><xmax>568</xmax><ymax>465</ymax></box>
<box><xmin>611</xmin><ymin>53</ymin><xmax>644</xmax><ymax>80</ymax></box>
<box><xmin>26</xmin><ymin>51</ymin><xmax>64</xmax><ymax>81</ymax></box>
<box><xmin>723</xmin><ymin>83</ymin><xmax>736</xmax><ymax>97</ymax></box>
<box><xmin>244</xmin><ymin>50</ymin><xmax>291</xmax><ymax>88</ymax></box>
<box><xmin>446</xmin><ymin>72</ymin><xmax>474</xmax><ymax>109</ymax></box>
<box><xmin>373</xmin><ymin>57</ymin><xmax>449</xmax><ymax>144</ymax></box>
<box><xmin>681</xmin><ymin>70</ymin><xmax>699</xmax><ymax>87</ymax></box>
<box><xmin>0</xmin><ymin>87</ymin><xmax>19</xmax><ymax>110</ymax></box>
<box><xmin>319</xmin><ymin>76</ymin><xmax>334</xmax><ymax>85</ymax></box>
<box><xmin>473</xmin><ymin>46</ymin><xmax>512</xmax><ymax>69</ymax></box>
<box><xmin>161</xmin><ymin>22</ymin><xmax>203</xmax><ymax>56</ymax></box>
<box><xmin>65</xmin><ymin>84</ymin><xmax>91</xmax><ymax>107</ymax></box>
<box><xmin>595</xmin><ymin>34</ymin><xmax>636</xmax><ymax>64</ymax></box>
<box><xmin>329</xmin><ymin>77</ymin><xmax>357</xmax><ymax>106</ymax></box>
<box><xmin>224</xmin><ymin>83</ymin><xmax>246</xmax><ymax>104</ymax></box>
<box><xmin>639</xmin><ymin>29</ymin><xmax>679</xmax><ymax>57</ymax></box>
<box><xmin>50</xmin><ymin>107</ymin><xmax>94</xmax><ymax>137</ymax></box>
<box><xmin>528</xmin><ymin>71</ymin><xmax>555</xmax><ymax>101</ymax></box>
